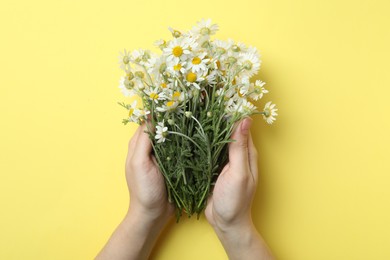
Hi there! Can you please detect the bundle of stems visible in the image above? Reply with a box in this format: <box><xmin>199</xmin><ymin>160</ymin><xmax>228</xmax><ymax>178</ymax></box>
<box><xmin>145</xmin><ymin>83</ymin><xmax>242</xmax><ymax>220</ymax></box>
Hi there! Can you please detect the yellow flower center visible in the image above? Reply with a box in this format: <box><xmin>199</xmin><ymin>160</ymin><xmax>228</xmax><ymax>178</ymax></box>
<box><xmin>243</xmin><ymin>60</ymin><xmax>253</xmax><ymax>70</ymax></box>
<box><xmin>123</xmin><ymin>56</ymin><xmax>130</xmax><ymax>64</ymax></box>
<box><xmin>173</xmin><ymin>91</ymin><xmax>181</xmax><ymax>99</ymax></box>
<box><xmin>172</xmin><ymin>46</ymin><xmax>183</xmax><ymax>57</ymax></box>
<box><xmin>200</xmin><ymin>27</ymin><xmax>211</xmax><ymax>35</ymax></box>
<box><xmin>174</xmin><ymin>63</ymin><xmax>182</xmax><ymax>71</ymax></box>
<box><xmin>128</xmin><ymin>108</ymin><xmax>134</xmax><ymax>117</ymax></box>
<box><xmin>186</xmin><ymin>72</ymin><xmax>197</xmax><ymax>83</ymax></box>
<box><xmin>236</xmin><ymin>88</ymin><xmax>244</xmax><ymax>98</ymax></box>
<box><xmin>160</xmin><ymin>83</ymin><xmax>167</xmax><ymax>88</ymax></box>
<box><xmin>216</xmin><ymin>60</ymin><xmax>221</xmax><ymax>69</ymax></box>
<box><xmin>150</xmin><ymin>92</ymin><xmax>159</xmax><ymax>100</ymax></box>
<box><xmin>192</xmin><ymin>57</ymin><xmax>201</xmax><ymax>65</ymax></box>
<box><xmin>264</xmin><ymin>108</ymin><xmax>270</xmax><ymax>117</ymax></box>
<box><xmin>167</xmin><ymin>101</ymin><xmax>174</xmax><ymax>107</ymax></box>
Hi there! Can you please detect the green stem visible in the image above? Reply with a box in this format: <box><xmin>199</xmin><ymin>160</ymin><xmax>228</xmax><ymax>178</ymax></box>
<box><xmin>168</xmin><ymin>131</ymin><xmax>205</xmax><ymax>152</ymax></box>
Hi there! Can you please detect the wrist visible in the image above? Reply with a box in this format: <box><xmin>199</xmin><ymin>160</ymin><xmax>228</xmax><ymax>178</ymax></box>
<box><xmin>212</xmin><ymin>219</ymin><xmax>274</xmax><ymax>260</ymax></box>
<box><xmin>127</xmin><ymin>203</ymin><xmax>172</xmax><ymax>231</ymax></box>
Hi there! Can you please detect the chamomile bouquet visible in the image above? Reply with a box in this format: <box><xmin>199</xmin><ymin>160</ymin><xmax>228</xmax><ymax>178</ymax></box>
<box><xmin>117</xmin><ymin>19</ymin><xmax>277</xmax><ymax>220</ymax></box>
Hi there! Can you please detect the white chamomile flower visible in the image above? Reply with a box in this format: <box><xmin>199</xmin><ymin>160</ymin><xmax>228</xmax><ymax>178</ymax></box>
<box><xmin>262</xmin><ymin>101</ymin><xmax>278</xmax><ymax>124</ymax></box>
<box><xmin>155</xmin><ymin>120</ymin><xmax>168</xmax><ymax>143</ymax></box>
<box><xmin>191</xmin><ymin>18</ymin><xmax>219</xmax><ymax>37</ymax></box>
<box><xmin>127</xmin><ymin>100</ymin><xmax>142</xmax><ymax>123</ymax></box>
<box><xmin>248</xmin><ymin>80</ymin><xmax>268</xmax><ymax>101</ymax></box>
<box><xmin>145</xmin><ymin>56</ymin><xmax>167</xmax><ymax>81</ymax></box>
<box><xmin>167</xmin><ymin>61</ymin><xmax>187</xmax><ymax>75</ymax></box>
<box><xmin>144</xmin><ymin>87</ymin><xmax>164</xmax><ymax>103</ymax></box>
<box><xmin>228</xmin><ymin>41</ymin><xmax>248</xmax><ymax>57</ymax></box>
<box><xmin>157</xmin><ymin>80</ymin><xmax>170</xmax><ymax>92</ymax></box>
<box><xmin>169</xmin><ymin>89</ymin><xmax>185</xmax><ymax>102</ymax></box>
<box><xmin>187</xmin><ymin>52</ymin><xmax>210</xmax><ymax>73</ymax></box>
<box><xmin>118</xmin><ymin>49</ymin><xmax>132</xmax><ymax>72</ymax></box>
<box><xmin>118</xmin><ymin>76</ymin><xmax>136</xmax><ymax>97</ymax></box>
<box><xmin>238</xmin><ymin>99</ymin><xmax>257</xmax><ymax>115</ymax></box>
<box><xmin>204</xmin><ymin>70</ymin><xmax>218</xmax><ymax>85</ymax></box>
<box><xmin>168</xmin><ymin>27</ymin><xmax>183</xmax><ymax>38</ymax></box>
<box><xmin>224</xmin><ymin>100</ymin><xmax>241</xmax><ymax>117</ymax></box>
<box><xmin>238</xmin><ymin>76</ymin><xmax>251</xmax><ymax>96</ymax></box>
<box><xmin>163</xmin><ymin>37</ymin><xmax>193</xmax><ymax>64</ymax></box>
<box><xmin>154</xmin><ymin>39</ymin><xmax>167</xmax><ymax>50</ymax></box>
<box><xmin>212</xmin><ymin>39</ymin><xmax>232</xmax><ymax>61</ymax></box>
<box><xmin>131</xmin><ymin>49</ymin><xmax>152</xmax><ymax>66</ymax></box>
<box><xmin>156</xmin><ymin>100</ymin><xmax>179</xmax><ymax>112</ymax></box>
<box><xmin>184</xmin><ymin>70</ymin><xmax>205</xmax><ymax>89</ymax></box>
<box><xmin>238</xmin><ymin>51</ymin><xmax>261</xmax><ymax>77</ymax></box>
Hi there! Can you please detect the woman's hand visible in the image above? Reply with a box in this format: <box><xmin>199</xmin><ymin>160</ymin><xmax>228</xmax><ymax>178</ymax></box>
<box><xmin>125</xmin><ymin>122</ymin><xmax>174</xmax><ymax>221</ymax></box>
<box><xmin>96</xmin><ymin>122</ymin><xmax>174</xmax><ymax>260</ymax></box>
<box><xmin>205</xmin><ymin>118</ymin><xmax>274</xmax><ymax>260</ymax></box>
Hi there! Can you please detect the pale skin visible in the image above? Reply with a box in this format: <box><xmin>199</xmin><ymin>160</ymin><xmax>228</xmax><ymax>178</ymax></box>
<box><xmin>96</xmin><ymin>118</ymin><xmax>274</xmax><ymax>260</ymax></box>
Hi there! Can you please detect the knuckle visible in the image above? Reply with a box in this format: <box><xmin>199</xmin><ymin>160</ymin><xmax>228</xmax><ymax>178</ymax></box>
<box><xmin>130</xmin><ymin>157</ymin><xmax>149</xmax><ymax>169</ymax></box>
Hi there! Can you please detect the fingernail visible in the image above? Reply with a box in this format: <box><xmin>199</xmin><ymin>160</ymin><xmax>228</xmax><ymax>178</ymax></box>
<box><xmin>241</xmin><ymin>117</ymin><xmax>253</xmax><ymax>133</ymax></box>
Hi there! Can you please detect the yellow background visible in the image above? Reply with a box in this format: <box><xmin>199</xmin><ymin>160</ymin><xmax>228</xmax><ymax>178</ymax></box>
<box><xmin>1</xmin><ymin>0</ymin><xmax>389</xmax><ymax>259</ymax></box>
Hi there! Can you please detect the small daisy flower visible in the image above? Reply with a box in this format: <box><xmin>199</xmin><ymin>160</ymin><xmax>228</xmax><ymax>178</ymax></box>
<box><xmin>262</xmin><ymin>101</ymin><xmax>278</xmax><ymax>124</ymax></box>
<box><xmin>238</xmin><ymin>99</ymin><xmax>258</xmax><ymax>115</ymax></box>
<box><xmin>191</xmin><ymin>18</ymin><xmax>219</xmax><ymax>37</ymax></box>
<box><xmin>204</xmin><ymin>70</ymin><xmax>218</xmax><ymax>85</ymax></box>
<box><xmin>238</xmin><ymin>51</ymin><xmax>261</xmax><ymax>77</ymax></box>
<box><xmin>118</xmin><ymin>49</ymin><xmax>132</xmax><ymax>72</ymax></box>
<box><xmin>156</xmin><ymin>100</ymin><xmax>179</xmax><ymax>112</ymax></box>
<box><xmin>224</xmin><ymin>100</ymin><xmax>241</xmax><ymax>117</ymax></box>
<box><xmin>238</xmin><ymin>76</ymin><xmax>251</xmax><ymax>96</ymax></box>
<box><xmin>155</xmin><ymin>120</ymin><xmax>168</xmax><ymax>143</ymax></box>
<box><xmin>163</xmin><ymin>37</ymin><xmax>193</xmax><ymax>64</ymax></box>
<box><xmin>168</xmin><ymin>27</ymin><xmax>182</xmax><ymax>38</ymax></box>
<box><xmin>154</xmin><ymin>39</ymin><xmax>167</xmax><ymax>50</ymax></box>
<box><xmin>118</xmin><ymin>76</ymin><xmax>136</xmax><ymax>97</ymax></box>
<box><xmin>187</xmin><ymin>52</ymin><xmax>210</xmax><ymax>73</ymax></box>
<box><xmin>144</xmin><ymin>87</ymin><xmax>165</xmax><ymax>103</ymax></box>
<box><xmin>212</xmin><ymin>40</ymin><xmax>232</xmax><ymax>61</ymax></box>
<box><xmin>127</xmin><ymin>100</ymin><xmax>142</xmax><ymax>123</ymax></box>
<box><xmin>131</xmin><ymin>49</ymin><xmax>152</xmax><ymax>66</ymax></box>
<box><xmin>167</xmin><ymin>61</ymin><xmax>187</xmax><ymax>75</ymax></box>
<box><xmin>228</xmin><ymin>41</ymin><xmax>248</xmax><ymax>57</ymax></box>
<box><xmin>145</xmin><ymin>56</ymin><xmax>167</xmax><ymax>81</ymax></box>
<box><xmin>184</xmin><ymin>70</ymin><xmax>205</xmax><ymax>89</ymax></box>
<box><xmin>248</xmin><ymin>80</ymin><xmax>268</xmax><ymax>101</ymax></box>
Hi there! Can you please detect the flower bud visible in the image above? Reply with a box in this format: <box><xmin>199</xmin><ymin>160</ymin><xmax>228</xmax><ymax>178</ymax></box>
<box><xmin>216</xmin><ymin>47</ymin><xmax>226</xmax><ymax>55</ymax></box>
<box><xmin>168</xmin><ymin>119</ymin><xmax>175</xmax><ymax>125</ymax></box>
<box><xmin>135</xmin><ymin>71</ymin><xmax>145</xmax><ymax>79</ymax></box>
<box><xmin>207</xmin><ymin>111</ymin><xmax>212</xmax><ymax>117</ymax></box>
<box><xmin>159</xmin><ymin>63</ymin><xmax>167</xmax><ymax>73</ymax></box>
<box><xmin>227</xmin><ymin>56</ymin><xmax>237</xmax><ymax>65</ymax></box>
<box><xmin>185</xmin><ymin>111</ymin><xmax>192</xmax><ymax>118</ymax></box>
<box><xmin>125</xmin><ymin>80</ymin><xmax>134</xmax><ymax>89</ymax></box>
<box><xmin>126</xmin><ymin>71</ymin><xmax>134</xmax><ymax>80</ymax></box>
<box><xmin>201</xmin><ymin>41</ymin><xmax>210</xmax><ymax>48</ymax></box>
<box><xmin>231</xmin><ymin>45</ymin><xmax>240</xmax><ymax>52</ymax></box>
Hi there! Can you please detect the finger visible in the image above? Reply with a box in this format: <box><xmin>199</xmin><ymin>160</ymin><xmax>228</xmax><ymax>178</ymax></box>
<box><xmin>133</xmin><ymin>123</ymin><xmax>153</xmax><ymax>163</ymax></box>
<box><xmin>228</xmin><ymin>117</ymin><xmax>252</xmax><ymax>171</ymax></box>
<box><xmin>248</xmin><ymin>132</ymin><xmax>259</xmax><ymax>184</ymax></box>
<box><xmin>127</xmin><ymin>125</ymin><xmax>143</xmax><ymax>162</ymax></box>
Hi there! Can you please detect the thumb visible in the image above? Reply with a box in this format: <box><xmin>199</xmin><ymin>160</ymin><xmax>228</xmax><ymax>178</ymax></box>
<box><xmin>228</xmin><ymin>117</ymin><xmax>253</xmax><ymax>169</ymax></box>
<box><xmin>133</xmin><ymin>123</ymin><xmax>153</xmax><ymax>163</ymax></box>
